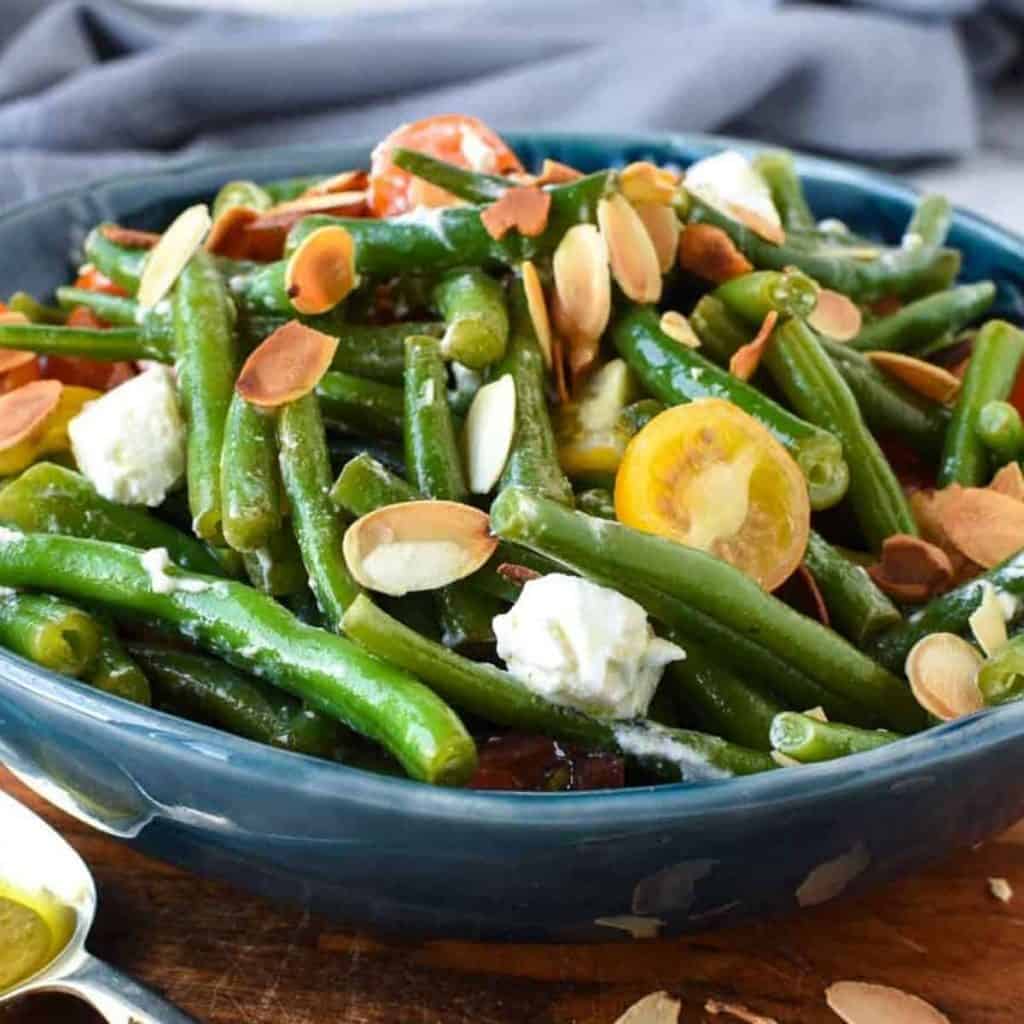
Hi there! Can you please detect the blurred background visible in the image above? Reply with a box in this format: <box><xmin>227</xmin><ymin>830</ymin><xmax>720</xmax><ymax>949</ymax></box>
<box><xmin>2</xmin><ymin>0</ymin><xmax>1023</xmax><ymax>228</ymax></box>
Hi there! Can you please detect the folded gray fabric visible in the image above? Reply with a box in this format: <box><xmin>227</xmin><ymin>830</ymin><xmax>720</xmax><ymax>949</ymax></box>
<box><xmin>0</xmin><ymin>0</ymin><xmax>1018</xmax><ymax>207</ymax></box>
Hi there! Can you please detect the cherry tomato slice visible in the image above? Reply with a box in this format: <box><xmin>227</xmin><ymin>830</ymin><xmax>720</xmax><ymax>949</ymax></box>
<box><xmin>368</xmin><ymin>114</ymin><xmax>523</xmax><ymax>218</ymax></box>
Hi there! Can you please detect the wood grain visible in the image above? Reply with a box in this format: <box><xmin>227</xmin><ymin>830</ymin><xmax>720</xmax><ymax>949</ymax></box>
<box><xmin>1</xmin><ymin>764</ymin><xmax>1021</xmax><ymax>1024</ymax></box>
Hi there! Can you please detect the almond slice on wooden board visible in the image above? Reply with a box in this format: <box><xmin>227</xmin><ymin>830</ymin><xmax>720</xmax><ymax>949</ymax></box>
<box><xmin>867</xmin><ymin>533</ymin><xmax>953</xmax><ymax>604</ymax></box>
<box><xmin>619</xmin><ymin>161</ymin><xmax>679</xmax><ymax>206</ymax></box>
<box><xmin>678</xmin><ymin>223</ymin><xmax>753</xmax><ymax>283</ymax></box>
<box><xmin>866</xmin><ymin>351</ymin><xmax>961</xmax><ymax>404</ymax></box>
<box><xmin>235</xmin><ymin>320</ymin><xmax>338</xmax><ymax>408</ymax></box>
<box><xmin>463</xmin><ymin>373</ymin><xmax>516</xmax><ymax>494</ymax></box>
<box><xmin>552</xmin><ymin>224</ymin><xmax>611</xmax><ymax>380</ymax></box>
<box><xmin>705</xmin><ymin>998</ymin><xmax>779</xmax><ymax>1024</ymax></box>
<box><xmin>342</xmin><ymin>500</ymin><xmax>498</xmax><ymax>597</ymax></box>
<box><xmin>825</xmin><ymin>981</ymin><xmax>951</xmax><ymax>1024</ymax></box>
<box><xmin>99</xmin><ymin>224</ymin><xmax>160</xmax><ymax>249</ymax></box>
<box><xmin>136</xmin><ymin>204</ymin><xmax>212</xmax><ymax>310</ymax></box>
<box><xmin>246</xmin><ymin>191</ymin><xmax>368</xmax><ymax>233</ymax></box>
<box><xmin>729</xmin><ymin>311</ymin><xmax>777</xmax><ymax>382</ymax></box>
<box><xmin>520</xmin><ymin>260</ymin><xmax>553</xmax><ymax>368</ymax></box>
<box><xmin>301</xmin><ymin>169</ymin><xmax>368</xmax><ymax>197</ymax></box>
<box><xmin>598</xmin><ymin>193</ymin><xmax>663</xmax><ymax>304</ymax></box>
<box><xmin>480</xmin><ymin>186</ymin><xmax>551</xmax><ymax>241</ymax></box>
<box><xmin>968</xmin><ymin>581</ymin><xmax>1009</xmax><ymax>657</ymax></box>
<box><xmin>205</xmin><ymin>205</ymin><xmax>260</xmax><ymax>259</ymax></box>
<box><xmin>284</xmin><ymin>225</ymin><xmax>358</xmax><ymax>316</ymax></box>
<box><xmin>613</xmin><ymin>991</ymin><xmax>680</xmax><ymax>1024</ymax></box>
<box><xmin>659</xmin><ymin>310</ymin><xmax>701</xmax><ymax>349</ymax></box>
<box><xmin>635</xmin><ymin>202</ymin><xmax>682</xmax><ymax>274</ymax></box>
<box><xmin>905</xmin><ymin>632</ymin><xmax>984</xmax><ymax>721</ymax></box>
<box><xmin>807</xmin><ymin>289</ymin><xmax>863</xmax><ymax>342</ymax></box>
<box><xmin>940</xmin><ymin>486</ymin><xmax>1024</xmax><ymax>568</ymax></box>
<box><xmin>0</xmin><ymin>379</ymin><xmax>62</xmax><ymax>451</ymax></box>
<box><xmin>989</xmin><ymin>461</ymin><xmax>1024</xmax><ymax>501</ymax></box>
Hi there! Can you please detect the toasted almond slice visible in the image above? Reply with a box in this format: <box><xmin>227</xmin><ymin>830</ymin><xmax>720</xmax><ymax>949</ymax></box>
<box><xmin>0</xmin><ymin>350</ymin><xmax>36</xmax><ymax>374</ymax></box>
<box><xmin>867</xmin><ymin>533</ymin><xmax>953</xmax><ymax>604</ymax></box>
<box><xmin>619</xmin><ymin>162</ymin><xmax>678</xmax><ymax>206</ymax></box>
<box><xmin>990</xmin><ymin>461</ymin><xmax>1024</xmax><ymax>501</ymax></box>
<box><xmin>729</xmin><ymin>311</ymin><xmax>777</xmax><ymax>382</ymax></box>
<box><xmin>532</xmin><ymin>159</ymin><xmax>583</xmax><ymax>186</ymax></box>
<box><xmin>866</xmin><ymin>351</ymin><xmax>960</xmax><ymax>404</ymax></box>
<box><xmin>496</xmin><ymin>562</ymin><xmax>542</xmax><ymax>585</ymax></box>
<box><xmin>804</xmin><ymin>705</ymin><xmax>828</xmax><ymax>722</ymax></box>
<box><xmin>0</xmin><ymin>312</ymin><xmax>30</xmax><ymax>326</ymax></box>
<box><xmin>724</xmin><ymin>200</ymin><xmax>786</xmax><ymax>245</ymax></box>
<box><xmin>989</xmin><ymin>877</ymin><xmax>1013</xmax><ymax>902</ymax></box>
<box><xmin>137</xmin><ymin>204</ymin><xmax>212</xmax><ymax>310</ymax></box>
<box><xmin>521</xmin><ymin>260</ymin><xmax>553</xmax><ymax>368</ymax></box>
<box><xmin>0</xmin><ymin>379</ymin><xmax>62</xmax><ymax>451</ymax></box>
<box><xmin>969</xmin><ymin>581</ymin><xmax>1009</xmax><ymax>657</ymax></box>
<box><xmin>771</xmin><ymin>750</ymin><xmax>802</xmax><ymax>768</ymax></box>
<box><xmin>941</xmin><ymin>486</ymin><xmax>1024</xmax><ymax>568</ymax></box>
<box><xmin>795</xmin><ymin>564</ymin><xmax>829</xmax><ymax>625</ymax></box>
<box><xmin>464</xmin><ymin>374</ymin><xmax>516</xmax><ymax>494</ymax></box>
<box><xmin>284</xmin><ymin>225</ymin><xmax>357</xmax><ymax>316</ymax></box>
<box><xmin>343</xmin><ymin>500</ymin><xmax>498</xmax><ymax>597</ymax></box>
<box><xmin>99</xmin><ymin>224</ymin><xmax>160</xmax><ymax>249</ymax></box>
<box><xmin>678</xmin><ymin>224</ymin><xmax>753</xmax><ymax>283</ymax></box>
<box><xmin>659</xmin><ymin>311</ymin><xmax>701</xmax><ymax>349</ymax></box>
<box><xmin>552</xmin><ymin>224</ymin><xmax>611</xmax><ymax>380</ymax></box>
<box><xmin>826</xmin><ymin>981</ymin><xmax>951</xmax><ymax>1024</ymax></box>
<box><xmin>905</xmin><ymin>632</ymin><xmax>984</xmax><ymax>721</ymax></box>
<box><xmin>235</xmin><ymin>320</ymin><xmax>338</xmax><ymax>408</ymax></box>
<box><xmin>705</xmin><ymin>998</ymin><xmax>778</xmax><ymax>1024</ymax></box>
<box><xmin>247</xmin><ymin>191</ymin><xmax>367</xmax><ymax>233</ymax></box>
<box><xmin>635</xmin><ymin>202</ymin><xmax>682</xmax><ymax>274</ymax></box>
<box><xmin>302</xmin><ymin>169</ymin><xmax>368</xmax><ymax>197</ymax></box>
<box><xmin>808</xmin><ymin>289</ymin><xmax>863</xmax><ymax>342</ymax></box>
<box><xmin>613</xmin><ymin>991</ymin><xmax>680</xmax><ymax>1024</ymax></box>
<box><xmin>205</xmin><ymin>205</ymin><xmax>260</xmax><ymax>259</ymax></box>
<box><xmin>598</xmin><ymin>194</ymin><xmax>662</xmax><ymax>304</ymax></box>
<box><xmin>480</xmin><ymin>186</ymin><xmax>551</xmax><ymax>241</ymax></box>
<box><xmin>909</xmin><ymin>487</ymin><xmax>979</xmax><ymax>584</ymax></box>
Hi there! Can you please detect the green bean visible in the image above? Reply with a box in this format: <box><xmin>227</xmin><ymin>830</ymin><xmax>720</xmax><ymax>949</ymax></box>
<box><xmin>939</xmin><ymin>320</ymin><xmax>1024</xmax><ymax>486</ymax></box>
<box><xmin>447</xmin><ymin>360</ymin><xmax>483</xmax><ymax>417</ymax></box>
<box><xmin>87</xmin><ymin>622</ymin><xmax>151</xmax><ymax>705</ymax></box>
<box><xmin>316</xmin><ymin>371</ymin><xmax>404</xmax><ymax>439</ymax></box>
<box><xmin>83</xmin><ymin>225</ymin><xmax>148</xmax><ymax>293</ymax></box>
<box><xmin>976</xmin><ymin>399</ymin><xmax>1024</xmax><ymax>468</ymax></box>
<box><xmin>616</xmin><ymin>399</ymin><xmax>666</xmax><ymax>439</ymax></box>
<box><xmin>261</xmin><ymin>175</ymin><xmax>327</xmax><ymax>204</ymax></box>
<box><xmin>212</xmin><ymin>180</ymin><xmax>272</xmax><ymax>218</ymax></box>
<box><xmin>803</xmin><ymin>531</ymin><xmax>901</xmax><ymax>646</ymax></box>
<box><xmin>341</xmin><ymin>594</ymin><xmax>773</xmax><ymax>779</ymax></box>
<box><xmin>56</xmin><ymin>286</ymin><xmax>149</xmax><ymax>328</ymax></box>
<box><xmin>575</xmin><ymin>488</ymin><xmax>616</xmax><ymax>520</ymax></box>
<box><xmin>432</xmin><ymin>268</ymin><xmax>509</xmax><ymax>368</ymax></box>
<box><xmin>770</xmin><ymin>711</ymin><xmax>901</xmax><ymax>763</ymax></box>
<box><xmin>242</xmin><ymin>524</ymin><xmax>309</xmax><ymax>597</ymax></box>
<box><xmin>766</xmin><ymin>318</ymin><xmax>916</xmax><ymax>549</ymax></box>
<box><xmin>689</xmin><ymin>293</ymin><xmax>755</xmax><ymax>365</ymax></box>
<box><xmin>0</xmin><ymin>531</ymin><xmax>475</xmax><ymax>785</ymax></box>
<box><xmin>714</xmin><ymin>269</ymin><xmax>819</xmax><ymax>323</ymax></box>
<box><xmin>849</xmin><ymin>283</ymin><xmax>996</xmax><ymax>353</ymax></box>
<box><xmin>905</xmin><ymin>194</ymin><xmax>953</xmax><ymax>248</ymax></box>
<box><xmin>490</xmin><ymin>488</ymin><xmax>924</xmax><ymax>732</ymax></box>
<box><xmin>220</xmin><ymin>394</ymin><xmax>283</xmax><ymax>553</ymax></box>
<box><xmin>435</xmin><ymin>583</ymin><xmax>503</xmax><ymax>649</ymax></box>
<box><xmin>752</xmin><ymin>150</ymin><xmax>816</xmax><ymax>232</ymax></box>
<box><xmin>0</xmin><ymin>463</ymin><xmax>227</xmax><ymax>576</ymax></box>
<box><xmin>228</xmin><ymin>261</ymin><xmax>295</xmax><ymax>317</ymax></box>
<box><xmin>391</xmin><ymin>147</ymin><xmax>510</xmax><ymax>204</ymax></box>
<box><xmin>0</xmin><ymin>321</ymin><xmax>169</xmax><ymax>362</ymax></box>
<box><xmin>612</xmin><ymin>304</ymin><xmax>848</xmax><ymax>510</ymax></box>
<box><xmin>977</xmin><ymin>635</ymin><xmax>1024</xmax><ymax>706</ymax></box>
<box><xmin>174</xmin><ymin>250</ymin><xmax>237</xmax><ymax>542</ymax></box>
<box><xmin>8</xmin><ymin>292</ymin><xmax>65</xmax><ymax>324</ymax></box>
<box><xmin>278</xmin><ymin>394</ymin><xmax>361</xmax><ymax>628</ymax></box>
<box><xmin>904</xmin><ymin>247</ymin><xmax>961</xmax><ymax>299</ymax></box>
<box><xmin>0</xmin><ymin>593</ymin><xmax>101</xmax><ymax>678</ymax></box>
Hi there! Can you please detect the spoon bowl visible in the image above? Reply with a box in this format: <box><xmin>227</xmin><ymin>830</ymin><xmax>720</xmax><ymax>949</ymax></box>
<box><xmin>0</xmin><ymin>789</ymin><xmax>197</xmax><ymax>1024</ymax></box>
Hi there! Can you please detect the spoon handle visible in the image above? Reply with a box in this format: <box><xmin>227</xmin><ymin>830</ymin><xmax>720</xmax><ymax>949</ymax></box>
<box><xmin>48</xmin><ymin>952</ymin><xmax>199</xmax><ymax>1024</ymax></box>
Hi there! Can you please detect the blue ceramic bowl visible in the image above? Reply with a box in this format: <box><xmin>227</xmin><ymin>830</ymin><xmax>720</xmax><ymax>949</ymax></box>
<box><xmin>2</xmin><ymin>133</ymin><xmax>1024</xmax><ymax>942</ymax></box>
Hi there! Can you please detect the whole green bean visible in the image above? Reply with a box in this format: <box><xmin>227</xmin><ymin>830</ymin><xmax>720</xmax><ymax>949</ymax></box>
<box><xmin>0</xmin><ymin>592</ymin><xmax>101</xmax><ymax>678</ymax></box>
<box><xmin>976</xmin><ymin>399</ymin><xmax>1024</xmax><ymax>468</ymax></box>
<box><xmin>714</xmin><ymin>269</ymin><xmax>819</xmax><ymax>323</ymax></box>
<box><xmin>242</xmin><ymin>524</ymin><xmax>309</xmax><ymax>597</ymax></box>
<box><xmin>0</xmin><ymin>531</ymin><xmax>475</xmax><ymax>785</ymax></box>
<box><xmin>977</xmin><ymin>634</ymin><xmax>1024</xmax><ymax>706</ymax></box>
<box><xmin>0</xmin><ymin>321</ymin><xmax>169</xmax><ymax>362</ymax></box>
<box><xmin>432</xmin><ymin>268</ymin><xmax>509</xmax><ymax>368</ymax></box>
<box><xmin>317</xmin><ymin>370</ymin><xmax>404</xmax><ymax>439</ymax></box>
<box><xmin>391</xmin><ymin>148</ymin><xmax>510</xmax><ymax>204</ymax></box>
<box><xmin>752</xmin><ymin>150</ymin><xmax>816</xmax><ymax>232</ymax></box>
<box><xmin>87</xmin><ymin>623</ymin><xmax>151</xmax><ymax>705</ymax></box>
<box><xmin>612</xmin><ymin>304</ymin><xmax>849</xmax><ymax>510</ymax></box>
<box><xmin>490</xmin><ymin>488</ymin><xmax>924</xmax><ymax>732</ymax></box>
<box><xmin>770</xmin><ymin>711</ymin><xmax>901</xmax><ymax>763</ymax></box>
<box><xmin>939</xmin><ymin>320</ymin><xmax>1024</xmax><ymax>486</ymax></box>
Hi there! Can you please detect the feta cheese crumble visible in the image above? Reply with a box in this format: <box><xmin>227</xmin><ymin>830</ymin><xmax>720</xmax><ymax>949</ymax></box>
<box><xmin>684</xmin><ymin>150</ymin><xmax>781</xmax><ymax>230</ymax></box>
<box><xmin>68</xmin><ymin>366</ymin><xmax>186</xmax><ymax>506</ymax></box>
<box><xmin>140</xmin><ymin>548</ymin><xmax>212</xmax><ymax>595</ymax></box>
<box><xmin>492</xmin><ymin>574</ymin><xmax>684</xmax><ymax>719</ymax></box>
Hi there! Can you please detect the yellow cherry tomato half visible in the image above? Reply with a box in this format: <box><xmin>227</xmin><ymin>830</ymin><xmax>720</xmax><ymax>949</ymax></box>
<box><xmin>614</xmin><ymin>398</ymin><xmax>810</xmax><ymax>590</ymax></box>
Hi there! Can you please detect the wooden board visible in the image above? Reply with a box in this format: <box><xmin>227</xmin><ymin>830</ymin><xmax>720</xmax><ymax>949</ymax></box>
<box><xmin>1</xmin><ymin>765</ymin><xmax>1021</xmax><ymax>1023</ymax></box>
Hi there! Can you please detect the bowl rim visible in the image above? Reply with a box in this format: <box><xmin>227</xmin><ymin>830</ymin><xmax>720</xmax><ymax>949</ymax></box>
<box><xmin>2</xmin><ymin>129</ymin><xmax>1023</xmax><ymax>829</ymax></box>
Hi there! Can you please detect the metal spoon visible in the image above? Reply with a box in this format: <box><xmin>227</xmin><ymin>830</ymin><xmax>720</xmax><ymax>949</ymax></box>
<box><xmin>0</xmin><ymin>789</ymin><xmax>198</xmax><ymax>1023</ymax></box>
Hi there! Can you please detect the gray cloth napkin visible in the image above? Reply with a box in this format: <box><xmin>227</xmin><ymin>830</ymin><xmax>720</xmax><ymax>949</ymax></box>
<box><xmin>0</xmin><ymin>0</ymin><xmax>1019</xmax><ymax>207</ymax></box>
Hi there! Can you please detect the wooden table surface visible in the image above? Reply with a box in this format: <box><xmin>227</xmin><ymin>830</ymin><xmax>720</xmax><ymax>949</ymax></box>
<box><xmin>2</xmin><ymin>766</ymin><xmax>1022</xmax><ymax>1024</ymax></box>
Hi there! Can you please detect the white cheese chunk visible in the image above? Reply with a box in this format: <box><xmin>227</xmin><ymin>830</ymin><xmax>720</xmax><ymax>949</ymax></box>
<box><xmin>493</xmin><ymin>574</ymin><xmax>684</xmax><ymax>719</ymax></box>
<box><xmin>684</xmin><ymin>149</ymin><xmax>781</xmax><ymax>229</ymax></box>
<box><xmin>68</xmin><ymin>366</ymin><xmax>186</xmax><ymax>507</ymax></box>
<box><xmin>140</xmin><ymin>548</ymin><xmax>212</xmax><ymax>595</ymax></box>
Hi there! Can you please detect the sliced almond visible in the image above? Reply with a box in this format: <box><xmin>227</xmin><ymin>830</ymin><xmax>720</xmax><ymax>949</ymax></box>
<box><xmin>521</xmin><ymin>260</ymin><xmax>553</xmax><ymax>368</ymax></box>
<box><xmin>613</xmin><ymin>991</ymin><xmax>680</xmax><ymax>1024</ymax></box>
<box><xmin>235</xmin><ymin>320</ymin><xmax>338</xmax><ymax>408</ymax></box>
<box><xmin>867</xmin><ymin>534</ymin><xmax>953</xmax><ymax>604</ymax></box>
<box><xmin>969</xmin><ymin>581</ymin><xmax>1009</xmax><ymax>657</ymax></box>
<box><xmin>0</xmin><ymin>379</ymin><xmax>62</xmax><ymax>451</ymax></box>
<box><xmin>635</xmin><ymin>202</ymin><xmax>682</xmax><ymax>274</ymax></box>
<box><xmin>659</xmin><ymin>310</ymin><xmax>700</xmax><ymax>349</ymax></box>
<box><xmin>284</xmin><ymin>225</ymin><xmax>357</xmax><ymax>315</ymax></box>
<box><xmin>552</xmin><ymin>224</ymin><xmax>611</xmax><ymax>380</ymax></box>
<box><xmin>729</xmin><ymin>310</ymin><xmax>777</xmax><ymax>382</ymax></box>
<box><xmin>678</xmin><ymin>224</ymin><xmax>753</xmax><ymax>283</ymax></box>
<box><xmin>724</xmin><ymin>200</ymin><xmax>786</xmax><ymax>245</ymax></box>
<box><xmin>905</xmin><ymin>632</ymin><xmax>984</xmax><ymax>721</ymax></box>
<box><xmin>804</xmin><ymin>705</ymin><xmax>829</xmax><ymax>722</ymax></box>
<box><xmin>705</xmin><ymin>998</ymin><xmax>778</xmax><ymax>1024</ymax></box>
<box><xmin>137</xmin><ymin>204</ymin><xmax>212</xmax><ymax>310</ymax></box>
<box><xmin>989</xmin><ymin>877</ymin><xmax>1013</xmax><ymax>903</ymax></box>
<box><xmin>619</xmin><ymin>161</ymin><xmax>678</xmax><ymax>206</ymax></box>
<box><xmin>532</xmin><ymin>159</ymin><xmax>583</xmax><ymax>186</ymax></box>
<box><xmin>480</xmin><ymin>186</ymin><xmax>551</xmax><ymax>241</ymax></box>
<box><xmin>464</xmin><ymin>373</ymin><xmax>516</xmax><ymax>494</ymax></box>
<box><xmin>496</xmin><ymin>562</ymin><xmax>542</xmax><ymax>585</ymax></box>
<box><xmin>0</xmin><ymin>350</ymin><xmax>38</xmax><ymax>374</ymax></box>
<box><xmin>302</xmin><ymin>169</ymin><xmax>368</xmax><ymax>197</ymax></box>
<box><xmin>909</xmin><ymin>487</ymin><xmax>979</xmax><ymax>584</ymax></box>
<box><xmin>342</xmin><ymin>500</ymin><xmax>498</xmax><ymax>597</ymax></box>
<box><xmin>808</xmin><ymin>289</ymin><xmax>863</xmax><ymax>342</ymax></box>
<box><xmin>205</xmin><ymin>205</ymin><xmax>260</xmax><ymax>259</ymax></box>
<box><xmin>941</xmin><ymin>486</ymin><xmax>1024</xmax><ymax>569</ymax></box>
<box><xmin>866</xmin><ymin>351</ymin><xmax>961</xmax><ymax>404</ymax></box>
<box><xmin>0</xmin><ymin>312</ymin><xmax>30</xmax><ymax>327</ymax></box>
<box><xmin>794</xmin><ymin>564</ymin><xmax>829</xmax><ymax>625</ymax></box>
<box><xmin>99</xmin><ymin>224</ymin><xmax>160</xmax><ymax>249</ymax></box>
<box><xmin>826</xmin><ymin>981</ymin><xmax>951</xmax><ymax>1024</ymax></box>
<box><xmin>990</xmin><ymin>461</ymin><xmax>1024</xmax><ymax>501</ymax></box>
<box><xmin>247</xmin><ymin>191</ymin><xmax>367</xmax><ymax>234</ymax></box>
<box><xmin>771</xmin><ymin>750</ymin><xmax>802</xmax><ymax>768</ymax></box>
<box><xmin>598</xmin><ymin>193</ymin><xmax>662</xmax><ymax>304</ymax></box>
